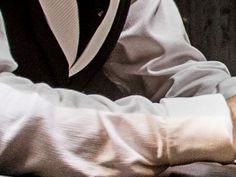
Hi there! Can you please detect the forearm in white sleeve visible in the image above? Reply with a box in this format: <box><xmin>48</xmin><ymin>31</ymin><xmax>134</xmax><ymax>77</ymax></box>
<box><xmin>104</xmin><ymin>0</ymin><xmax>236</xmax><ymax>101</ymax></box>
<box><xmin>0</xmin><ymin>4</ymin><xmax>235</xmax><ymax>177</ymax></box>
<box><xmin>0</xmin><ymin>82</ymin><xmax>234</xmax><ymax>176</ymax></box>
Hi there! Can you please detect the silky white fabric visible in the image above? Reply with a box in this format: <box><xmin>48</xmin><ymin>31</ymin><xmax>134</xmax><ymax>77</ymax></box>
<box><xmin>0</xmin><ymin>83</ymin><xmax>234</xmax><ymax>176</ymax></box>
<box><xmin>0</xmin><ymin>0</ymin><xmax>235</xmax><ymax>176</ymax></box>
<box><xmin>104</xmin><ymin>0</ymin><xmax>236</xmax><ymax>100</ymax></box>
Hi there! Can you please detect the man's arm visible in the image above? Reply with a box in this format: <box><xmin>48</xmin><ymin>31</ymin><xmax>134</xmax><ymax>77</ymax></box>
<box><xmin>0</xmin><ymin>82</ymin><xmax>234</xmax><ymax>176</ymax></box>
<box><xmin>0</xmin><ymin>21</ymin><xmax>234</xmax><ymax>175</ymax></box>
<box><xmin>0</xmin><ymin>1</ymin><xmax>235</xmax><ymax>177</ymax></box>
<box><xmin>104</xmin><ymin>0</ymin><xmax>236</xmax><ymax>100</ymax></box>
<box><xmin>0</xmin><ymin>18</ymin><xmax>234</xmax><ymax>176</ymax></box>
<box><xmin>227</xmin><ymin>95</ymin><xmax>236</xmax><ymax>155</ymax></box>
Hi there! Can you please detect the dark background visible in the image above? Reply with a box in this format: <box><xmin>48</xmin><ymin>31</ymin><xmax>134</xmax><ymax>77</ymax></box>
<box><xmin>174</xmin><ymin>0</ymin><xmax>236</xmax><ymax>75</ymax></box>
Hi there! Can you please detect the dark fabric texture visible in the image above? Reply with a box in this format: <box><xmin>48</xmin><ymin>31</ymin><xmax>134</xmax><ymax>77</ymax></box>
<box><xmin>0</xmin><ymin>0</ymin><xmax>63</xmax><ymax>87</ymax></box>
<box><xmin>175</xmin><ymin>0</ymin><xmax>236</xmax><ymax>76</ymax></box>
<box><xmin>16</xmin><ymin>163</ymin><xmax>236</xmax><ymax>177</ymax></box>
<box><xmin>0</xmin><ymin>0</ymin><xmax>131</xmax><ymax>95</ymax></box>
<box><xmin>76</xmin><ymin>0</ymin><xmax>110</xmax><ymax>58</ymax></box>
<box><xmin>68</xmin><ymin>0</ymin><xmax>131</xmax><ymax>92</ymax></box>
<box><xmin>160</xmin><ymin>162</ymin><xmax>236</xmax><ymax>177</ymax></box>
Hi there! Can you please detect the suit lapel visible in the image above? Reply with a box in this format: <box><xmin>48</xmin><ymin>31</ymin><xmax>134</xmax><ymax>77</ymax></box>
<box><xmin>39</xmin><ymin>0</ymin><xmax>79</xmax><ymax>68</ymax></box>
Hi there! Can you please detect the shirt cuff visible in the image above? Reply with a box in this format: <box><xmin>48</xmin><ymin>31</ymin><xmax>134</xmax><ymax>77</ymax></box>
<box><xmin>161</xmin><ymin>94</ymin><xmax>235</xmax><ymax>165</ymax></box>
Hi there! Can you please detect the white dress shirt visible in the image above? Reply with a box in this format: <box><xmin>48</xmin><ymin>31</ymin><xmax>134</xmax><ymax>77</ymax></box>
<box><xmin>0</xmin><ymin>0</ymin><xmax>235</xmax><ymax>176</ymax></box>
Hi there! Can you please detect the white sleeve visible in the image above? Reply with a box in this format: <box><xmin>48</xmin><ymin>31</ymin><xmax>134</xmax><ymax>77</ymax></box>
<box><xmin>104</xmin><ymin>0</ymin><xmax>236</xmax><ymax>100</ymax></box>
<box><xmin>0</xmin><ymin>82</ymin><xmax>234</xmax><ymax>176</ymax></box>
<box><xmin>0</xmin><ymin>4</ymin><xmax>235</xmax><ymax>177</ymax></box>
